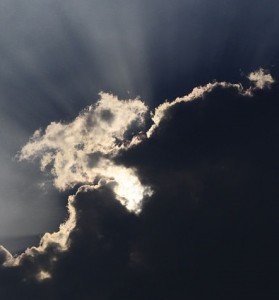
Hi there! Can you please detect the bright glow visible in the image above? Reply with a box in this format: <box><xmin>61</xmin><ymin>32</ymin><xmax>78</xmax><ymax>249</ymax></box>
<box><xmin>36</xmin><ymin>270</ymin><xmax>52</xmax><ymax>281</ymax></box>
<box><xmin>109</xmin><ymin>166</ymin><xmax>153</xmax><ymax>213</ymax></box>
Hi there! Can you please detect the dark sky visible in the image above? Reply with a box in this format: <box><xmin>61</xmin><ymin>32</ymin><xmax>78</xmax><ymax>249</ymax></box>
<box><xmin>0</xmin><ymin>0</ymin><xmax>279</xmax><ymax>299</ymax></box>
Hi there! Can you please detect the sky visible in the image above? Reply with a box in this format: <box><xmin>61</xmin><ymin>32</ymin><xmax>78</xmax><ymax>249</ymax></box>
<box><xmin>0</xmin><ymin>0</ymin><xmax>279</xmax><ymax>299</ymax></box>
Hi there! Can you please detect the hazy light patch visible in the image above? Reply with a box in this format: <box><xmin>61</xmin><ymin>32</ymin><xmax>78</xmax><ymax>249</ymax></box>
<box><xmin>101</xmin><ymin>163</ymin><xmax>153</xmax><ymax>213</ymax></box>
<box><xmin>36</xmin><ymin>270</ymin><xmax>52</xmax><ymax>281</ymax></box>
<box><xmin>0</xmin><ymin>106</ymin><xmax>71</xmax><ymax>253</ymax></box>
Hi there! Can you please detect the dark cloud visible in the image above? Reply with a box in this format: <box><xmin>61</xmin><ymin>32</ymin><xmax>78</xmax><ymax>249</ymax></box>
<box><xmin>117</xmin><ymin>81</ymin><xmax>279</xmax><ymax>298</ymax></box>
<box><xmin>1</xmin><ymin>79</ymin><xmax>279</xmax><ymax>299</ymax></box>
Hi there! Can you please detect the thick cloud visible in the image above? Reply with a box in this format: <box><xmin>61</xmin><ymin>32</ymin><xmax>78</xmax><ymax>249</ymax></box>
<box><xmin>1</xmin><ymin>71</ymin><xmax>279</xmax><ymax>299</ymax></box>
<box><xmin>117</xmin><ymin>76</ymin><xmax>279</xmax><ymax>298</ymax></box>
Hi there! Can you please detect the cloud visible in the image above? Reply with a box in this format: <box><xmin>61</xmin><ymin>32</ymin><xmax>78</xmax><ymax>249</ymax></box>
<box><xmin>147</xmin><ymin>69</ymin><xmax>275</xmax><ymax>138</ymax></box>
<box><xmin>0</xmin><ymin>69</ymin><xmax>277</xmax><ymax>299</ymax></box>
<box><xmin>2</xmin><ymin>186</ymin><xmax>78</xmax><ymax>271</ymax></box>
<box><xmin>19</xmin><ymin>92</ymin><xmax>152</xmax><ymax>213</ymax></box>
<box><xmin>1</xmin><ymin>93</ymin><xmax>153</xmax><ymax>273</ymax></box>
<box><xmin>0</xmin><ymin>245</ymin><xmax>13</xmax><ymax>264</ymax></box>
<box><xmin>248</xmin><ymin>68</ymin><xmax>275</xmax><ymax>89</ymax></box>
<box><xmin>115</xmin><ymin>74</ymin><xmax>279</xmax><ymax>298</ymax></box>
<box><xmin>146</xmin><ymin>81</ymin><xmax>245</xmax><ymax>138</ymax></box>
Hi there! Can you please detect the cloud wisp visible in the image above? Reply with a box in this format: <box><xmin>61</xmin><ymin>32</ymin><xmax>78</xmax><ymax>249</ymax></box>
<box><xmin>0</xmin><ymin>69</ymin><xmax>274</xmax><ymax>280</ymax></box>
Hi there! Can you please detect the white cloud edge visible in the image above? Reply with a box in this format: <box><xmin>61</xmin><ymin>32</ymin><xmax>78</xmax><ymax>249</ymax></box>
<box><xmin>147</xmin><ymin>68</ymin><xmax>275</xmax><ymax>137</ymax></box>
